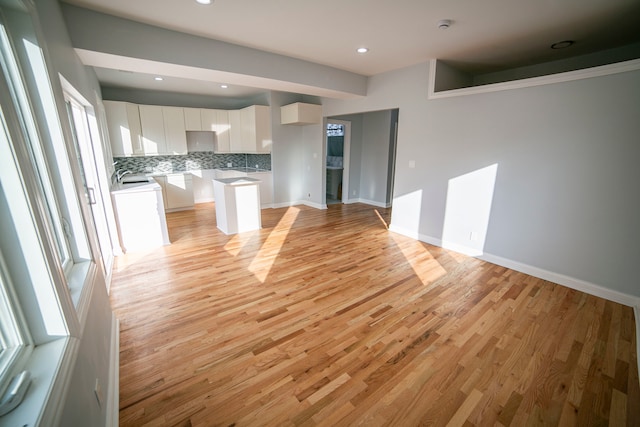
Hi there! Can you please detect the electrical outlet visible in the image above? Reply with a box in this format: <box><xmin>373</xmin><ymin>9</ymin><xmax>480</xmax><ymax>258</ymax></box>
<box><xmin>94</xmin><ymin>378</ymin><xmax>103</xmax><ymax>408</ymax></box>
<box><xmin>227</xmin><ymin>162</ymin><xmax>232</xmax><ymax>167</ymax></box>
<box><xmin>255</xmin><ymin>164</ymin><xmax>259</xmax><ymax>169</ymax></box>
<box><xmin>308</xmin><ymin>193</ymin><xmax>311</xmax><ymax>198</ymax></box>
<box><xmin>469</xmin><ymin>231</ymin><xmax>479</xmax><ymax>241</ymax></box>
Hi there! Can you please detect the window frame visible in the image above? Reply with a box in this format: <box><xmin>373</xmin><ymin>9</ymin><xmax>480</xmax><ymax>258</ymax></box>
<box><xmin>0</xmin><ymin>0</ymin><xmax>105</xmax><ymax>423</ymax></box>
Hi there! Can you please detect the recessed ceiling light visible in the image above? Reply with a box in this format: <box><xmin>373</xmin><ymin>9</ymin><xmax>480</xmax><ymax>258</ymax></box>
<box><xmin>356</xmin><ymin>47</ymin><xmax>369</xmax><ymax>54</ymax></box>
<box><xmin>196</xmin><ymin>0</ymin><xmax>212</xmax><ymax>4</ymax></box>
<box><xmin>551</xmin><ymin>40</ymin><xmax>575</xmax><ymax>49</ymax></box>
<box><xmin>154</xmin><ymin>76</ymin><xmax>163</xmax><ymax>81</ymax></box>
<box><xmin>220</xmin><ymin>84</ymin><xmax>228</xmax><ymax>89</ymax></box>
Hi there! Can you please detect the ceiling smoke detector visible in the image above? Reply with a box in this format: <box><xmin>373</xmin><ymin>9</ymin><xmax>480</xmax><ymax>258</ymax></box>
<box><xmin>551</xmin><ymin>40</ymin><xmax>575</xmax><ymax>49</ymax></box>
<box><xmin>437</xmin><ymin>20</ymin><xmax>451</xmax><ymax>30</ymax></box>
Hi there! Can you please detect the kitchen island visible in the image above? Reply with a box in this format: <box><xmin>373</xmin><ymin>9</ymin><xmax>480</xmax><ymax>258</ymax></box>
<box><xmin>111</xmin><ymin>176</ymin><xmax>170</xmax><ymax>252</ymax></box>
<box><xmin>213</xmin><ymin>177</ymin><xmax>262</xmax><ymax>235</ymax></box>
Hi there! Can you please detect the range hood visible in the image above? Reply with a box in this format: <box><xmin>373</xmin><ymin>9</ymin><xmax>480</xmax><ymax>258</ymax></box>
<box><xmin>186</xmin><ymin>130</ymin><xmax>215</xmax><ymax>152</ymax></box>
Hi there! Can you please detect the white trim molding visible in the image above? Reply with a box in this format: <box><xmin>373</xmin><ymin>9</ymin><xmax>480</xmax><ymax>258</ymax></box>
<box><xmin>344</xmin><ymin>198</ymin><xmax>391</xmax><ymax>208</ymax></box>
<box><xmin>428</xmin><ymin>58</ymin><xmax>640</xmax><ymax>99</ymax></box>
<box><xmin>106</xmin><ymin>315</ymin><xmax>120</xmax><ymax>427</ymax></box>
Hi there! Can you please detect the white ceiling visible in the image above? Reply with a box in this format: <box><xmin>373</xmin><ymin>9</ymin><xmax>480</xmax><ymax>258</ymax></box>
<box><xmin>63</xmin><ymin>0</ymin><xmax>640</xmax><ymax>97</ymax></box>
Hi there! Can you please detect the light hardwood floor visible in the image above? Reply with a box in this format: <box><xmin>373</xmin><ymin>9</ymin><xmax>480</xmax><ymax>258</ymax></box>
<box><xmin>110</xmin><ymin>202</ymin><xmax>639</xmax><ymax>426</ymax></box>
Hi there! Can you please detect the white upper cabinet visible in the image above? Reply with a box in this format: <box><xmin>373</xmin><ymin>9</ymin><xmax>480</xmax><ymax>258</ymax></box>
<box><xmin>228</xmin><ymin>109</ymin><xmax>243</xmax><ymax>153</ymax></box>
<box><xmin>214</xmin><ymin>110</ymin><xmax>231</xmax><ymax>153</ymax></box>
<box><xmin>138</xmin><ymin>105</ymin><xmax>187</xmax><ymax>155</ymax></box>
<box><xmin>106</xmin><ymin>103</ymin><xmax>270</xmax><ymax>156</ymax></box>
<box><xmin>236</xmin><ymin>105</ymin><xmax>271</xmax><ymax>153</ymax></box>
<box><xmin>249</xmin><ymin>105</ymin><xmax>271</xmax><ymax>153</ymax></box>
<box><xmin>200</xmin><ymin>108</ymin><xmax>216</xmax><ymax>132</ymax></box>
<box><xmin>184</xmin><ymin>107</ymin><xmax>202</xmax><ymax>131</ymax></box>
<box><xmin>162</xmin><ymin>106</ymin><xmax>187</xmax><ymax>155</ymax></box>
<box><xmin>103</xmin><ymin>100</ymin><xmax>143</xmax><ymax>157</ymax></box>
<box><xmin>280</xmin><ymin>102</ymin><xmax>322</xmax><ymax>125</ymax></box>
<box><xmin>138</xmin><ymin>105</ymin><xmax>166</xmax><ymax>155</ymax></box>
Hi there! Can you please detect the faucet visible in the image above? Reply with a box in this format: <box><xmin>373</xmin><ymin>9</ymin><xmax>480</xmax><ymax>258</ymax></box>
<box><xmin>116</xmin><ymin>169</ymin><xmax>131</xmax><ymax>183</ymax></box>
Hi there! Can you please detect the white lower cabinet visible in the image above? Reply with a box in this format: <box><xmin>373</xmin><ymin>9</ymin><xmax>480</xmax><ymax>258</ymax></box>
<box><xmin>250</xmin><ymin>171</ymin><xmax>273</xmax><ymax>207</ymax></box>
<box><xmin>111</xmin><ymin>185</ymin><xmax>170</xmax><ymax>252</ymax></box>
<box><xmin>154</xmin><ymin>173</ymin><xmax>194</xmax><ymax>211</ymax></box>
<box><xmin>191</xmin><ymin>169</ymin><xmax>216</xmax><ymax>203</ymax></box>
<box><xmin>214</xmin><ymin>169</ymin><xmax>272</xmax><ymax>208</ymax></box>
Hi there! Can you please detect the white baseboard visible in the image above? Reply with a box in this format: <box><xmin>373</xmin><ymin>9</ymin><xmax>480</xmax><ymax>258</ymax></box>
<box><xmin>389</xmin><ymin>223</ymin><xmax>640</xmax><ymax>387</ymax></box>
<box><xmin>344</xmin><ymin>198</ymin><xmax>391</xmax><ymax>208</ymax></box>
<box><xmin>389</xmin><ymin>224</ymin><xmax>640</xmax><ymax>307</ymax></box>
<box><xmin>194</xmin><ymin>196</ymin><xmax>215</xmax><ymax>204</ymax></box>
<box><xmin>302</xmin><ymin>200</ymin><xmax>327</xmax><ymax>210</ymax></box>
<box><xmin>106</xmin><ymin>315</ymin><xmax>120</xmax><ymax>427</ymax></box>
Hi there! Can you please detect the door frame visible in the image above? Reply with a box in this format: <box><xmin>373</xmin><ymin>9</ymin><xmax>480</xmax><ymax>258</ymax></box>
<box><xmin>325</xmin><ymin>119</ymin><xmax>351</xmax><ymax>204</ymax></box>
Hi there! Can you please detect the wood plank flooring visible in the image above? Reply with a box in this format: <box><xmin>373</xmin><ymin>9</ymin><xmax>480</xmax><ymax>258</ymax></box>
<box><xmin>110</xmin><ymin>202</ymin><xmax>640</xmax><ymax>426</ymax></box>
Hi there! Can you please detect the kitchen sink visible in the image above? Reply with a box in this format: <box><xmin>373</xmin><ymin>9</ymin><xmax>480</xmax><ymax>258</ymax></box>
<box><xmin>121</xmin><ymin>175</ymin><xmax>153</xmax><ymax>184</ymax></box>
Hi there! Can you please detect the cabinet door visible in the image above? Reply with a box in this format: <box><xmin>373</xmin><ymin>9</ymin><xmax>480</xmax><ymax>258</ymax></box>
<box><xmin>228</xmin><ymin>109</ymin><xmax>243</xmax><ymax>153</ymax></box>
<box><xmin>139</xmin><ymin>105</ymin><xmax>166</xmax><ymax>155</ymax></box>
<box><xmin>240</xmin><ymin>106</ymin><xmax>257</xmax><ymax>153</ymax></box>
<box><xmin>200</xmin><ymin>108</ymin><xmax>216</xmax><ymax>132</ymax></box>
<box><xmin>214</xmin><ymin>109</ymin><xmax>230</xmax><ymax>153</ymax></box>
<box><xmin>240</xmin><ymin>105</ymin><xmax>272</xmax><ymax>153</ymax></box>
<box><xmin>250</xmin><ymin>172</ymin><xmax>273</xmax><ymax>207</ymax></box>
<box><xmin>166</xmin><ymin>174</ymin><xmax>194</xmax><ymax>209</ymax></box>
<box><xmin>184</xmin><ymin>107</ymin><xmax>202</xmax><ymax>131</ymax></box>
<box><xmin>126</xmin><ymin>103</ymin><xmax>144</xmax><ymax>155</ymax></box>
<box><xmin>153</xmin><ymin>175</ymin><xmax>168</xmax><ymax>209</ymax></box>
<box><xmin>163</xmin><ymin>106</ymin><xmax>187</xmax><ymax>155</ymax></box>
<box><xmin>104</xmin><ymin>101</ymin><xmax>143</xmax><ymax>156</ymax></box>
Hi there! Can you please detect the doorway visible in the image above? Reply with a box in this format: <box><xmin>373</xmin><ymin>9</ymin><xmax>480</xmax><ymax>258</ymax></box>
<box><xmin>325</xmin><ymin>119</ymin><xmax>350</xmax><ymax>205</ymax></box>
<box><xmin>62</xmin><ymin>86</ymin><xmax>118</xmax><ymax>285</ymax></box>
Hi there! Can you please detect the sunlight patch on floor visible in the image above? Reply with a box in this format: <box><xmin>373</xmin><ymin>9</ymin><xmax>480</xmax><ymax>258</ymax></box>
<box><xmin>248</xmin><ymin>207</ymin><xmax>300</xmax><ymax>283</ymax></box>
<box><xmin>374</xmin><ymin>209</ymin><xmax>389</xmax><ymax>229</ymax></box>
<box><xmin>389</xmin><ymin>232</ymin><xmax>447</xmax><ymax>286</ymax></box>
<box><xmin>223</xmin><ymin>232</ymin><xmax>257</xmax><ymax>257</ymax></box>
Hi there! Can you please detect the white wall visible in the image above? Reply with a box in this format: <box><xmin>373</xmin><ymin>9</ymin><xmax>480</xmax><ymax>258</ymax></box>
<box><xmin>269</xmin><ymin>92</ymin><xmax>307</xmax><ymax>206</ymax></box>
<box><xmin>360</xmin><ymin>110</ymin><xmax>392</xmax><ymax>205</ymax></box>
<box><xmin>323</xmin><ymin>61</ymin><xmax>640</xmax><ymax>299</ymax></box>
<box><xmin>302</xmin><ymin>124</ymin><xmax>324</xmax><ymax>207</ymax></box>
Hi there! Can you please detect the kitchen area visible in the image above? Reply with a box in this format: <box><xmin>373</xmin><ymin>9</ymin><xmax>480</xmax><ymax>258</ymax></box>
<box><xmin>106</xmin><ymin>101</ymin><xmax>277</xmax><ymax>252</ymax></box>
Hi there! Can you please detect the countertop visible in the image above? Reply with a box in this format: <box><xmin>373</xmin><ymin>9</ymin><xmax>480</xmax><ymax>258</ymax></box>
<box><xmin>111</xmin><ymin>176</ymin><xmax>161</xmax><ymax>194</ymax></box>
<box><xmin>218</xmin><ymin>167</ymin><xmax>270</xmax><ymax>173</ymax></box>
<box><xmin>213</xmin><ymin>177</ymin><xmax>262</xmax><ymax>186</ymax></box>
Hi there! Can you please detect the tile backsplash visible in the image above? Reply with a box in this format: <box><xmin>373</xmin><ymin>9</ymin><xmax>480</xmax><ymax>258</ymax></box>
<box><xmin>113</xmin><ymin>152</ymin><xmax>271</xmax><ymax>174</ymax></box>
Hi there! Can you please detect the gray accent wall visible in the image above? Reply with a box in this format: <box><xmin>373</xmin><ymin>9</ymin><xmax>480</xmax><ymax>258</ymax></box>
<box><xmin>61</xmin><ymin>3</ymin><xmax>367</xmax><ymax>98</ymax></box>
<box><xmin>323</xmin><ymin>62</ymin><xmax>640</xmax><ymax>298</ymax></box>
<box><xmin>330</xmin><ymin>111</ymin><xmax>397</xmax><ymax>206</ymax></box>
<box><xmin>360</xmin><ymin>110</ymin><xmax>393</xmax><ymax>205</ymax></box>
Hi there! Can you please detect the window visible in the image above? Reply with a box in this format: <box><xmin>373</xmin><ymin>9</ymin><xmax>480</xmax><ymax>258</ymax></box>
<box><xmin>326</xmin><ymin>123</ymin><xmax>345</xmax><ymax>137</ymax></box>
<box><xmin>0</xmin><ymin>1</ymin><xmax>98</xmax><ymax>423</ymax></box>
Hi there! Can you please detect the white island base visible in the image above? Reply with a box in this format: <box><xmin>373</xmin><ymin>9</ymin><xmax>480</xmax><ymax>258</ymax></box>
<box><xmin>213</xmin><ymin>177</ymin><xmax>262</xmax><ymax>235</ymax></box>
